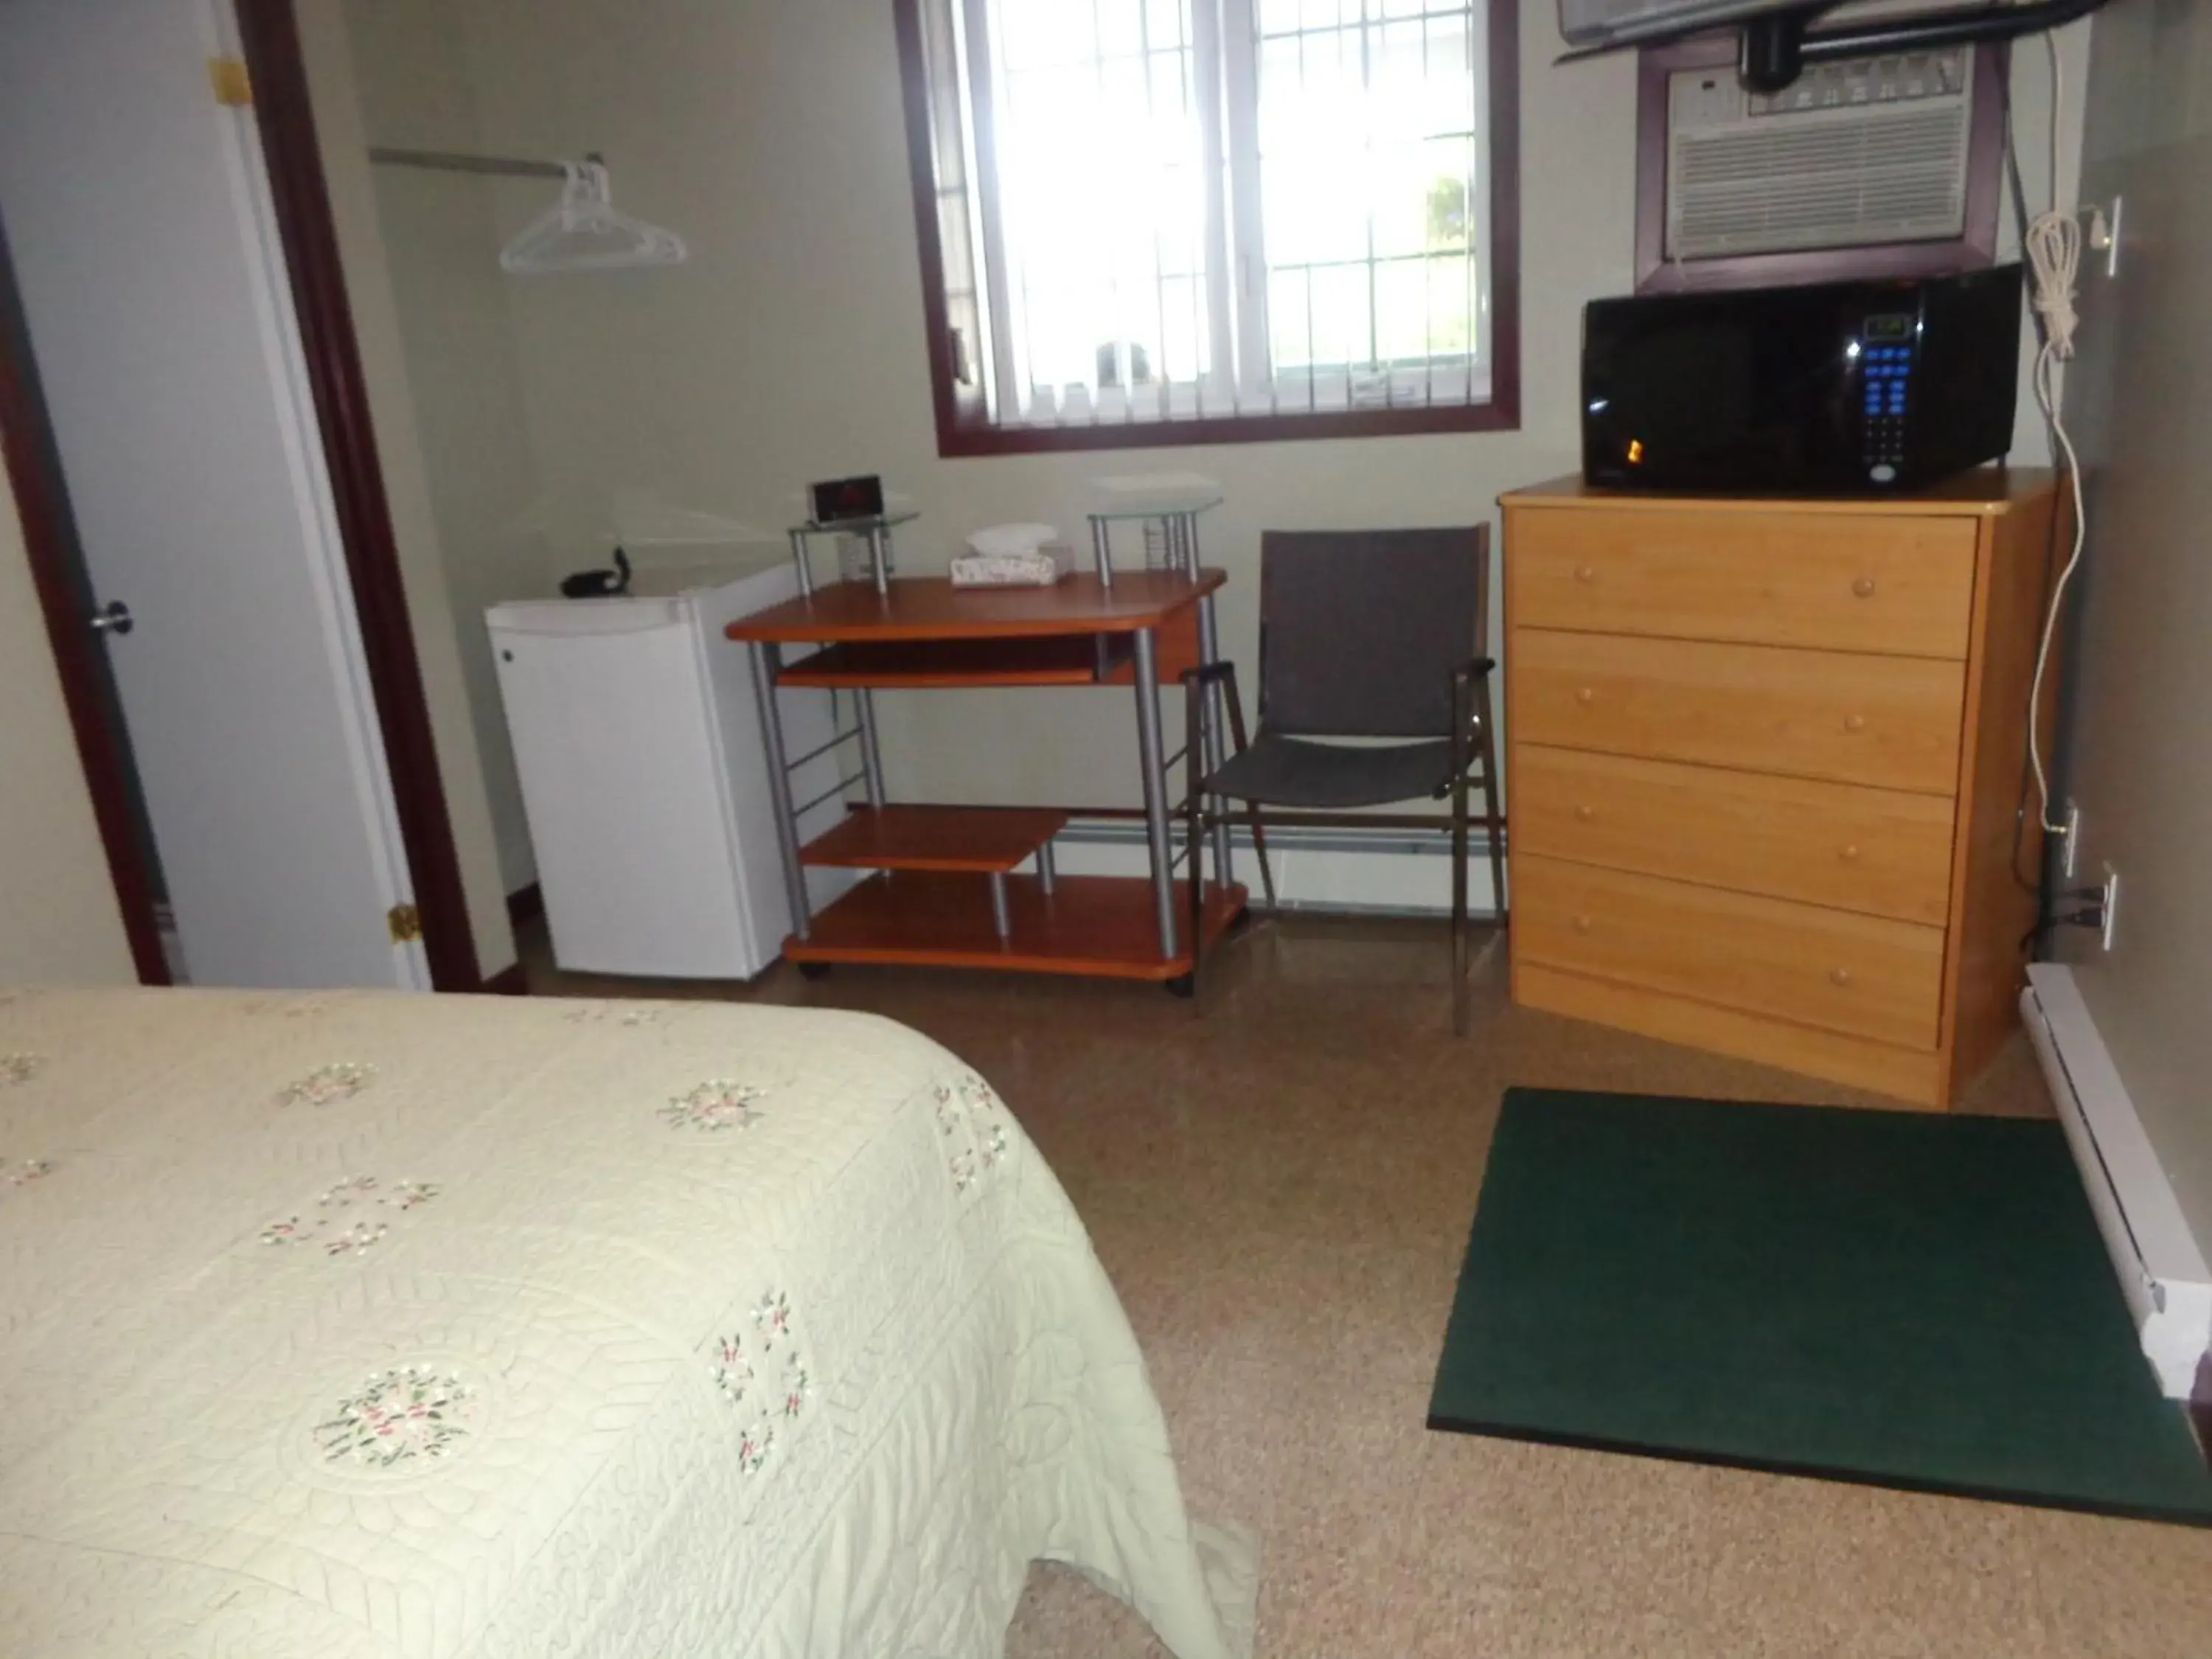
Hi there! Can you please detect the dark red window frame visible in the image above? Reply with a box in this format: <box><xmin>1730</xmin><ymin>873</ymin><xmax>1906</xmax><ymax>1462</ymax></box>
<box><xmin>891</xmin><ymin>0</ymin><xmax>1521</xmax><ymax>458</ymax></box>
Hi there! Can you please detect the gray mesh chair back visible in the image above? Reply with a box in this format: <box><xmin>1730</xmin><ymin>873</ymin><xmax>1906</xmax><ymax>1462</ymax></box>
<box><xmin>1257</xmin><ymin>526</ymin><xmax>1490</xmax><ymax>739</ymax></box>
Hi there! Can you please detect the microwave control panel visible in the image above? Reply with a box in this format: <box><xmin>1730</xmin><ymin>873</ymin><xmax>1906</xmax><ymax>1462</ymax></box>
<box><xmin>1858</xmin><ymin>313</ymin><xmax>1916</xmax><ymax>483</ymax></box>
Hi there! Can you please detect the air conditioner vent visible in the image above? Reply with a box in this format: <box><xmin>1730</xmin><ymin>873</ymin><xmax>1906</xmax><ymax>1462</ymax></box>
<box><xmin>1666</xmin><ymin>49</ymin><xmax>1977</xmax><ymax>262</ymax></box>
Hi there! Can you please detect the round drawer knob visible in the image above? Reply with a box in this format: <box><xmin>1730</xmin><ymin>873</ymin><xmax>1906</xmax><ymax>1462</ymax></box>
<box><xmin>1840</xmin><ymin>844</ymin><xmax>1862</xmax><ymax>862</ymax></box>
<box><xmin>1573</xmin><ymin>804</ymin><xmax>1596</xmax><ymax>822</ymax></box>
<box><xmin>1831</xmin><ymin>967</ymin><xmax>1854</xmax><ymax>987</ymax></box>
<box><xmin>1575</xmin><ymin>686</ymin><xmax>1596</xmax><ymax>706</ymax></box>
<box><xmin>1572</xmin><ymin>914</ymin><xmax>1593</xmax><ymax>934</ymax></box>
<box><xmin>1844</xmin><ymin>713</ymin><xmax>1867</xmax><ymax>733</ymax></box>
<box><xmin>1575</xmin><ymin>564</ymin><xmax>1596</xmax><ymax>583</ymax></box>
<box><xmin>1852</xmin><ymin>576</ymin><xmax>1878</xmax><ymax>599</ymax></box>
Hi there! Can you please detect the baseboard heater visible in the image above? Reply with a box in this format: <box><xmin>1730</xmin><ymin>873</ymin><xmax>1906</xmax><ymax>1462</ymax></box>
<box><xmin>2022</xmin><ymin>964</ymin><xmax>2212</xmax><ymax>1399</ymax></box>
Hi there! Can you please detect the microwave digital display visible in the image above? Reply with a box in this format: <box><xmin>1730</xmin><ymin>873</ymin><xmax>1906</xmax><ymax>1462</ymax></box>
<box><xmin>1863</xmin><ymin>312</ymin><xmax>1916</xmax><ymax>342</ymax></box>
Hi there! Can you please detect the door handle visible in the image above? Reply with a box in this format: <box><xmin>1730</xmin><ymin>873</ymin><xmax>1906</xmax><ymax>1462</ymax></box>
<box><xmin>88</xmin><ymin>600</ymin><xmax>133</xmax><ymax>636</ymax></box>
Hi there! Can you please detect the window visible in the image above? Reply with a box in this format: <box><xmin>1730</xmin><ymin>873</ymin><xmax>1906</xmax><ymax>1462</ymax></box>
<box><xmin>896</xmin><ymin>0</ymin><xmax>1519</xmax><ymax>454</ymax></box>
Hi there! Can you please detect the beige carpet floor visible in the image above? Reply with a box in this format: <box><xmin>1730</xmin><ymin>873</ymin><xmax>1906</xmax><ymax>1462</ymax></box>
<box><xmin>518</xmin><ymin>910</ymin><xmax>2212</xmax><ymax>1658</ymax></box>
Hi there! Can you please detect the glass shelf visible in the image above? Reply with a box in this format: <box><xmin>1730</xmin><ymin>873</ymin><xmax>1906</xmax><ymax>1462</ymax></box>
<box><xmin>788</xmin><ymin>510</ymin><xmax>921</xmax><ymax>538</ymax></box>
<box><xmin>1082</xmin><ymin>496</ymin><xmax>1222</xmax><ymax>524</ymax></box>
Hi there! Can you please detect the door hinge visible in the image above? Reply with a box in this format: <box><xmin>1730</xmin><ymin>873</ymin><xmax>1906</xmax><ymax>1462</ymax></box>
<box><xmin>208</xmin><ymin>56</ymin><xmax>253</xmax><ymax>108</ymax></box>
<box><xmin>386</xmin><ymin>903</ymin><xmax>423</xmax><ymax>944</ymax></box>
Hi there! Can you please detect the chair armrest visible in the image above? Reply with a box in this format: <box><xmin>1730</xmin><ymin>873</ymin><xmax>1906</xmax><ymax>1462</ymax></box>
<box><xmin>1452</xmin><ymin>655</ymin><xmax>1497</xmax><ymax>684</ymax></box>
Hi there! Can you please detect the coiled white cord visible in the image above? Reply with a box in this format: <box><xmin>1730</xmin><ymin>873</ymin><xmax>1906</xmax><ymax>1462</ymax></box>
<box><xmin>2023</xmin><ymin>32</ymin><xmax>2087</xmax><ymax>838</ymax></box>
<box><xmin>2025</xmin><ymin>210</ymin><xmax>2081</xmax><ymax>360</ymax></box>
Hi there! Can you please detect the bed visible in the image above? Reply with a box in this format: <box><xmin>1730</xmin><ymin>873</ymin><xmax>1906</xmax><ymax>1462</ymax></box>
<box><xmin>0</xmin><ymin>986</ymin><xmax>1255</xmax><ymax>1658</ymax></box>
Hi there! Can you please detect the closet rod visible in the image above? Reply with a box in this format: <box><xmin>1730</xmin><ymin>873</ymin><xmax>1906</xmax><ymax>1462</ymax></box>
<box><xmin>368</xmin><ymin>146</ymin><xmax>602</xmax><ymax>181</ymax></box>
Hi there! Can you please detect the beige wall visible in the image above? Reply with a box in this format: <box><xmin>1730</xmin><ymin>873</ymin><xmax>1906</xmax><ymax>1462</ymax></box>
<box><xmin>329</xmin><ymin>0</ymin><xmax>2081</xmax><ymax>919</ymax></box>
<box><xmin>0</xmin><ymin>465</ymin><xmax>135</xmax><ymax>986</ymax></box>
<box><xmin>2053</xmin><ymin>0</ymin><xmax>2212</xmax><ymax>1243</ymax></box>
<box><xmin>347</xmin><ymin>0</ymin><xmax>2078</xmax><ymax>817</ymax></box>
<box><xmin>295</xmin><ymin>0</ymin><xmax>519</xmax><ymax>979</ymax></box>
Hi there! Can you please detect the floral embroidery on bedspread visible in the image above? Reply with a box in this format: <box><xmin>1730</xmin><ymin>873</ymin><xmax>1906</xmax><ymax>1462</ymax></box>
<box><xmin>709</xmin><ymin>1337</ymin><xmax>755</xmax><ymax>1406</ymax></box>
<box><xmin>706</xmin><ymin>1290</ymin><xmax>809</xmax><ymax>1474</ymax></box>
<box><xmin>244</xmin><ymin>995</ymin><xmax>330</xmax><ymax>1019</ymax></box>
<box><xmin>934</xmin><ymin>1071</ymin><xmax>1010</xmax><ymax>1194</ymax></box>
<box><xmin>0</xmin><ymin>1052</ymin><xmax>44</xmax><ymax>1088</ymax></box>
<box><xmin>563</xmin><ymin>1001</ymin><xmax>667</xmax><ymax>1026</ymax></box>
<box><xmin>314</xmin><ymin>1367</ymin><xmax>473</xmax><ymax>1467</ymax></box>
<box><xmin>276</xmin><ymin>1062</ymin><xmax>376</xmax><ymax>1107</ymax></box>
<box><xmin>260</xmin><ymin>1175</ymin><xmax>440</xmax><ymax>1255</ymax></box>
<box><xmin>661</xmin><ymin>1080</ymin><xmax>766</xmax><ymax>1133</ymax></box>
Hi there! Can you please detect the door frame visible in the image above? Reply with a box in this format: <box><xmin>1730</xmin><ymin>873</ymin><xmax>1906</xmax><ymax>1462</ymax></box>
<box><xmin>0</xmin><ymin>234</ymin><xmax>171</xmax><ymax>987</ymax></box>
<box><xmin>0</xmin><ymin>0</ymin><xmax>484</xmax><ymax>992</ymax></box>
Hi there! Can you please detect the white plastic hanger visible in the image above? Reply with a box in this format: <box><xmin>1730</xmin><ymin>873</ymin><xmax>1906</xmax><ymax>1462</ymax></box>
<box><xmin>499</xmin><ymin>161</ymin><xmax>688</xmax><ymax>276</ymax></box>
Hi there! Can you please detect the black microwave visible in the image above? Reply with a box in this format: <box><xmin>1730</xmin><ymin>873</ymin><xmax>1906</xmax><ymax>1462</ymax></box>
<box><xmin>1582</xmin><ymin>267</ymin><xmax>2023</xmax><ymax>495</ymax></box>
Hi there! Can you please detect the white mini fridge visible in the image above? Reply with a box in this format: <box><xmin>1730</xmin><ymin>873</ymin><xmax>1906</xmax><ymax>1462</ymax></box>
<box><xmin>488</xmin><ymin>555</ymin><xmax>855</xmax><ymax>978</ymax></box>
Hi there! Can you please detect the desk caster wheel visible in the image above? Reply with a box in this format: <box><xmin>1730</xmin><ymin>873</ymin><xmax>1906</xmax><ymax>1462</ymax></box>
<box><xmin>796</xmin><ymin>962</ymin><xmax>834</xmax><ymax>981</ymax></box>
<box><xmin>1164</xmin><ymin>973</ymin><xmax>1195</xmax><ymax>1000</ymax></box>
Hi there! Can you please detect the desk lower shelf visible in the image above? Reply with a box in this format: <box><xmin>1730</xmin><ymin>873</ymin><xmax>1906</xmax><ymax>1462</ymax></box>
<box><xmin>801</xmin><ymin>806</ymin><xmax>1067</xmax><ymax>873</ymax></box>
<box><xmin>785</xmin><ymin>872</ymin><xmax>1247</xmax><ymax>981</ymax></box>
<box><xmin>771</xmin><ymin>620</ymin><xmax>1200</xmax><ymax>690</ymax></box>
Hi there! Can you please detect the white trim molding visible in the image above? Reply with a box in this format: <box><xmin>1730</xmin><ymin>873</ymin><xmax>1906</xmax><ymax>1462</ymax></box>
<box><xmin>2023</xmin><ymin>964</ymin><xmax>2212</xmax><ymax>1399</ymax></box>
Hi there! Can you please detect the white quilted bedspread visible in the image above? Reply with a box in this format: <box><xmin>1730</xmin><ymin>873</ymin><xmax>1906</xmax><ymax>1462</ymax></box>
<box><xmin>0</xmin><ymin>987</ymin><xmax>1256</xmax><ymax>1658</ymax></box>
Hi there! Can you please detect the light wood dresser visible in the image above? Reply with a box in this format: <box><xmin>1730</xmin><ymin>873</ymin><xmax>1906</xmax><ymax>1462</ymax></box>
<box><xmin>1500</xmin><ymin>470</ymin><xmax>2059</xmax><ymax>1109</ymax></box>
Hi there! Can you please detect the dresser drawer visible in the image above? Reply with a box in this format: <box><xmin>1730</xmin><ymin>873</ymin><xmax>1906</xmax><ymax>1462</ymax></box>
<box><xmin>1511</xmin><ymin>629</ymin><xmax>1966</xmax><ymax>794</ymax></box>
<box><xmin>1513</xmin><ymin>745</ymin><xmax>1958</xmax><ymax>925</ymax></box>
<box><xmin>1514</xmin><ymin>854</ymin><xmax>1947</xmax><ymax>1050</ymax></box>
<box><xmin>1507</xmin><ymin>509</ymin><xmax>1978</xmax><ymax>658</ymax></box>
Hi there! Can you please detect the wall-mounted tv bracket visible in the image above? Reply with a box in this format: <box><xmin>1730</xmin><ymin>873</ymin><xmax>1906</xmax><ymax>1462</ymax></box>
<box><xmin>1562</xmin><ymin>0</ymin><xmax>2112</xmax><ymax>94</ymax></box>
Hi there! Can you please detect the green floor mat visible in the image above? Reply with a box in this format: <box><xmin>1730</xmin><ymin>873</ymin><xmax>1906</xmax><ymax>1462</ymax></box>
<box><xmin>1428</xmin><ymin>1089</ymin><xmax>2212</xmax><ymax>1524</ymax></box>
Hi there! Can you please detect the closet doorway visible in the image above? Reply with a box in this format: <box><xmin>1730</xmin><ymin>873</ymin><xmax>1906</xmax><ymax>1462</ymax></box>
<box><xmin>0</xmin><ymin>0</ymin><xmax>479</xmax><ymax>990</ymax></box>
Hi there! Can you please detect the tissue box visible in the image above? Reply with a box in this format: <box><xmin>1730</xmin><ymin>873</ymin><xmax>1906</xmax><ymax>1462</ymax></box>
<box><xmin>949</xmin><ymin>545</ymin><xmax>1071</xmax><ymax>587</ymax></box>
<box><xmin>966</xmin><ymin>521</ymin><xmax>1058</xmax><ymax>558</ymax></box>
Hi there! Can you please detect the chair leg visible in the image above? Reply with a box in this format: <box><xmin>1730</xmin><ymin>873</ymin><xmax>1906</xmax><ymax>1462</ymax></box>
<box><xmin>1450</xmin><ymin>674</ymin><xmax>1472</xmax><ymax>1036</ymax></box>
<box><xmin>1221</xmin><ymin>674</ymin><xmax>1276</xmax><ymax>911</ymax></box>
<box><xmin>1474</xmin><ymin>675</ymin><xmax>1506</xmax><ymax>928</ymax></box>
<box><xmin>1183</xmin><ymin>670</ymin><xmax>1208</xmax><ymax>1014</ymax></box>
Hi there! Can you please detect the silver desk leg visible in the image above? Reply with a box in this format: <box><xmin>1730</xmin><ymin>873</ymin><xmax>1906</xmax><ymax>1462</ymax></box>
<box><xmin>1036</xmin><ymin>839</ymin><xmax>1057</xmax><ymax>895</ymax></box>
<box><xmin>748</xmin><ymin>641</ymin><xmax>813</xmax><ymax>942</ymax></box>
<box><xmin>1090</xmin><ymin>517</ymin><xmax>1114</xmax><ymax>588</ymax></box>
<box><xmin>987</xmin><ymin>872</ymin><xmax>1012</xmax><ymax>939</ymax></box>
<box><xmin>855</xmin><ymin>689</ymin><xmax>886</xmax><ymax>810</ymax></box>
<box><xmin>787</xmin><ymin>529</ymin><xmax>814</xmax><ymax>597</ymax></box>
<box><xmin>866</xmin><ymin>526</ymin><xmax>893</xmax><ymax>596</ymax></box>
<box><xmin>1131</xmin><ymin>627</ymin><xmax>1179</xmax><ymax>960</ymax></box>
<box><xmin>1196</xmin><ymin>593</ymin><xmax>1233</xmax><ymax>887</ymax></box>
<box><xmin>1183</xmin><ymin>511</ymin><xmax>1204</xmax><ymax>580</ymax></box>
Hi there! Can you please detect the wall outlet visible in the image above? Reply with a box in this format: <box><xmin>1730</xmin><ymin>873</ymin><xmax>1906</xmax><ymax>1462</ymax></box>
<box><xmin>2101</xmin><ymin>865</ymin><xmax>2121</xmax><ymax>953</ymax></box>
<box><xmin>2062</xmin><ymin>799</ymin><xmax>2081</xmax><ymax>878</ymax></box>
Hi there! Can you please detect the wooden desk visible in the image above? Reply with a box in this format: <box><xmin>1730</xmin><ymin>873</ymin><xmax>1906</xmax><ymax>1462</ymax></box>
<box><xmin>726</xmin><ymin>571</ymin><xmax>1246</xmax><ymax>983</ymax></box>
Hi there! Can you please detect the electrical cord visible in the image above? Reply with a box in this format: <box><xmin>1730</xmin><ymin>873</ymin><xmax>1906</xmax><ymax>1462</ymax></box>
<box><xmin>2021</xmin><ymin>886</ymin><xmax>2110</xmax><ymax>949</ymax></box>
<box><xmin>2023</xmin><ymin>908</ymin><xmax>2104</xmax><ymax>951</ymax></box>
<box><xmin>1998</xmin><ymin>74</ymin><xmax>2067</xmax><ymax>900</ymax></box>
<box><xmin>2020</xmin><ymin>31</ymin><xmax>2091</xmax><ymax>838</ymax></box>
